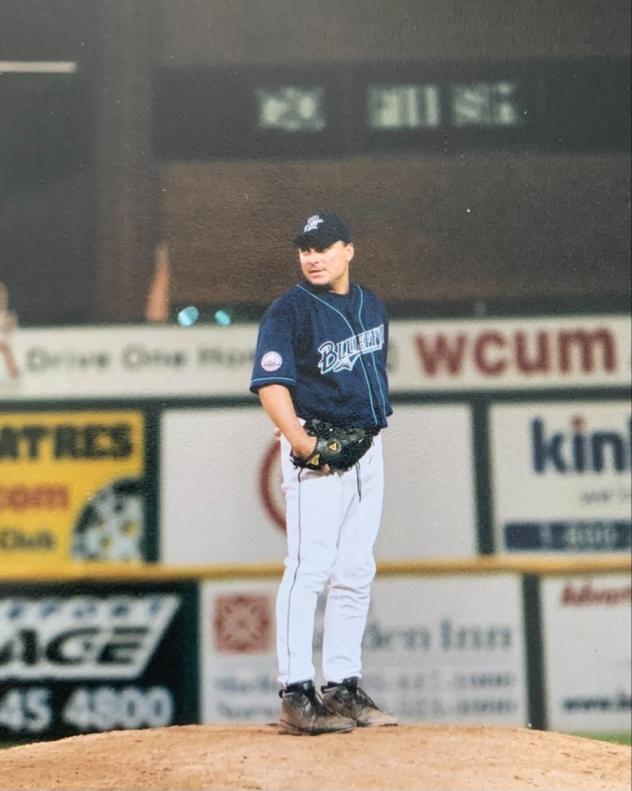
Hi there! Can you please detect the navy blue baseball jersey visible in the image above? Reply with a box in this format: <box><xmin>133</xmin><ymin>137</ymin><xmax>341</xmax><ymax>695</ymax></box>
<box><xmin>250</xmin><ymin>281</ymin><xmax>392</xmax><ymax>428</ymax></box>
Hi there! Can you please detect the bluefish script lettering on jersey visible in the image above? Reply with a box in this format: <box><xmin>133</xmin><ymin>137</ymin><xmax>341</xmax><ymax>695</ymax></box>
<box><xmin>318</xmin><ymin>324</ymin><xmax>384</xmax><ymax>374</ymax></box>
<box><xmin>532</xmin><ymin>416</ymin><xmax>631</xmax><ymax>474</ymax></box>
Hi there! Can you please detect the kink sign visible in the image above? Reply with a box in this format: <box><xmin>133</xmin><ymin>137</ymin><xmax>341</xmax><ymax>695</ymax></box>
<box><xmin>490</xmin><ymin>401</ymin><xmax>631</xmax><ymax>553</ymax></box>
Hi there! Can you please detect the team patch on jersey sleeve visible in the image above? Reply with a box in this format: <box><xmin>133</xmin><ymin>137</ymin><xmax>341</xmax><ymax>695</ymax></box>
<box><xmin>261</xmin><ymin>351</ymin><xmax>283</xmax><ymax>372</ymax></box>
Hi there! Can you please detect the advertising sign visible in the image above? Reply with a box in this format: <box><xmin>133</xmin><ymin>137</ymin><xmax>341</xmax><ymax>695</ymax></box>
<box><xmin>200</xmin><ymin>575</ymin><xmax>528</xmax><ymax>726</ymax></box>
<box><xmin>490</xmin><ymin>401</ymin><xmax>631</xmax><ymax>553</ymax></box>
<box><xmin>389</xmin><ymin>315</ymin><xmax>630</xmax><ymax>392</ymax></box>
<box><xmin>201</xmin><ymin>581</ymin><xmax>279</xmax><ymax>724</ymax></box>
<box><xmin>160</xmin><ymin>408</ymin><xmax>287</xmax><ymax>565</ymax></box>
<box><xmin>378</xmin><ymin>403</ymin><xmax>477</xmax><ymax>557</ymax></box>
<box><xmin>0</xmin><ymin>582</ymin><xmax>199</xmax><ymax>740</ymax></box>
<box><xmin>1</xmin><ymin>314</ymin><xmax>628</xmax><ymax>401</ymax></box>
<box><xmin>0</xmin><ymin>324</ymin><xmax>255</xmax><ymax>401</ymax></box>
<box><xmin>346</xmin><ymin>575</ymin><xmax>527</xmax><ymax>725</ymax></box>
<box><xmin>160</xmin><ymin>403</ymin><xmax>476</xmax><ymax>565</ymax></box>
<box><xmin>541</xmin><ymin>575</ymin><xmax>631</xmax><ymax>733</ymax></box>
<box><xmin>0</xmin><ymin>290</ymin><xmax>18</xmax><ymax>395</ymax></box>
<box><xmin>0</xmin><ymin>411</ymin><xmax>146</xmax><ymax>569</ymax></box>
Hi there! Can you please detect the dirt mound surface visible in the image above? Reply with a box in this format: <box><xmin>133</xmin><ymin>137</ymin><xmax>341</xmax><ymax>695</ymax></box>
<box><xmin>0</xmin><ymin>724</ymin><xmax>629</xmax><ymax>791</ymax></box>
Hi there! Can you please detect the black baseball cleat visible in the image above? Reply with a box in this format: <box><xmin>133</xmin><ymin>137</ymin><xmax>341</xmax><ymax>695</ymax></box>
<box><xmin>278</xmin><ymin>680</ymin><xmax>356</xmax><ymax>735</ymax></box>
<box><xmin>321</xmin><ymin>677</ymin><xmax>398</xmax><ymax>727</ymax></box>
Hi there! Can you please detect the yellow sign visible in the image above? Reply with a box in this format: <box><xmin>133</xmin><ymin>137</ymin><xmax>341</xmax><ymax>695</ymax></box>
<box><xmin>0</xmin><ymin>411</ymin><xmax>145</xmax><ymax>568</ymax></box>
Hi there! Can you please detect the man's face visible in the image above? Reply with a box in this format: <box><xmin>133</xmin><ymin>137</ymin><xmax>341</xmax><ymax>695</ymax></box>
<box><xmin>298</xmin><ymin>241</ymin><xmax>354</xmax><ymax>293</ymax></box>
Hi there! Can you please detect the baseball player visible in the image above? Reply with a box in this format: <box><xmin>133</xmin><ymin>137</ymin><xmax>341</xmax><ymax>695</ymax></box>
<box><xmin>250</xmin><ymin>212</ymin><xmax>397</xmax><ymax>735</ymax></box>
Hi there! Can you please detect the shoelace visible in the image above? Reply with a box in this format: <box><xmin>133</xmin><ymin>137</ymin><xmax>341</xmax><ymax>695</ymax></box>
<box><xmin>348</xmin><ymin>685</ymin><xmax>377</xmax><ymax>708</ymax></box>
<box><xmin>353</xmin><ymin>686</ymin><xmax>377</xmax><ymax>708</ymax></box>
<box><xmin>307</xmin><ymin>687</ymin><xmax>332</xmax><ymax>715</ymax></box>
<box><xmin>326</xmin><ymin>680</ymin><xmax>377</xmax><ymax>708</ymax></box>
<box><xmin>282</xmin><ymin>683</ymin><xmax>330</xmax><ymax>715</ymax></box>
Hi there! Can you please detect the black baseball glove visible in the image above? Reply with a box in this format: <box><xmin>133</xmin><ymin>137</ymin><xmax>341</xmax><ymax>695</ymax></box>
<box><xmin>291</xmin><ymin>418</ymin><xmax>378</xmax><ymax>472</ymax></box>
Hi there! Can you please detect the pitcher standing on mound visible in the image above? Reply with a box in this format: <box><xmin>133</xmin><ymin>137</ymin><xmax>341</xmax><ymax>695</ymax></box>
<box><xmin>250</xmin><ymin>212</ymin><xmax>397</xmax><ymax>735</ymax></box>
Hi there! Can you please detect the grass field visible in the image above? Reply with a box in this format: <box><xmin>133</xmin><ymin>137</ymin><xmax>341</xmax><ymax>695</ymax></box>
<box><xmin>574</xmin><ymin>731</ymin><xmax>631</xmax><ymax>746</ymax></box>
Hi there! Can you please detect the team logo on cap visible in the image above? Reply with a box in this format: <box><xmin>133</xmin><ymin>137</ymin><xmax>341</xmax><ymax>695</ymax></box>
<box><xmin>303</xmin><ymin>215</ymin><xmax>324</xmax><ymax>233</ymax></box>
<box><xmin>261</xmin><ymin>351</ymin><xmax>283</xmax><ymax>372</ymax></box>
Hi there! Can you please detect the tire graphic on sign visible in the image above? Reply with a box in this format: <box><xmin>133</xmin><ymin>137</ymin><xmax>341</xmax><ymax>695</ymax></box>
<box><xmin>259</xmin><ymin>439</ymin><xmax>285</xmax><ymax>532</ymax></box>
<box><xmin>71</xmin><ymin>476</ymin><xmax>145</xmax><ymax>561</ymax></box>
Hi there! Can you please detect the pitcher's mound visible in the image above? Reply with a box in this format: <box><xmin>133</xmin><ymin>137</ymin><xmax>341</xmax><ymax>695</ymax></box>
<box><xmin>0</xmin><ymin>724</ymin><xmax>629</xmax><ymax>791</ymax></box>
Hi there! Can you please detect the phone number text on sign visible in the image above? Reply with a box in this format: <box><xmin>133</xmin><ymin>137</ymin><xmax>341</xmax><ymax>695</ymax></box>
<box><xmin>0</xmin><ymin>686</ymin><xmax>174</xmax><ymax>734</ymax></box>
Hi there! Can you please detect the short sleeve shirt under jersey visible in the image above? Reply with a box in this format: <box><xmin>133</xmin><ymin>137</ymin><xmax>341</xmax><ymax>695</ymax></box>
<box><xmin>250</xmin><ymin>281</ymin><xmax>392</xmax><ymax>429</ymax></box>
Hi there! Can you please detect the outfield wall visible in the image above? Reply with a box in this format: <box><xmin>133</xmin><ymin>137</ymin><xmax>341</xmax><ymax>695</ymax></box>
<box><xmin>0</xmin><ymin>314</ymin><xmax>630</xmax><ymax>739</ymax></box>
<box><xmin>0</xmin><ymin>562</ymin><xmax>629</xmax><ymax>741</ymax></box>
<box><xmin>1</xmin><ymin>313</ymin><xmax>629</xmax><ymax>569</ymax></box>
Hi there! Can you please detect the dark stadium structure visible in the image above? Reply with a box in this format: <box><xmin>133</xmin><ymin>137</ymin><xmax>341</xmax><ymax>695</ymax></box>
<box><xmin>0</xmin><ymin>0</ymin><xmax>629</xmax><ymax>325</ymax></box>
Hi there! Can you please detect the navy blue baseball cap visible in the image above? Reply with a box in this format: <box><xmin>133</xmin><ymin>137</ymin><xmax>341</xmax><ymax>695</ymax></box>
<box><xmin>293</xmin><ymin>212</ymin><xmax>351</xmax><ymax>249</ymax></box>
